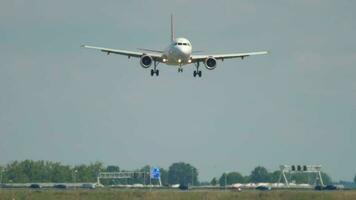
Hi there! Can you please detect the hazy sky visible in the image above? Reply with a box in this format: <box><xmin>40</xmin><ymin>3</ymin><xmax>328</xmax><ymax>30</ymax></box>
<box><xmin>1</xmin><ymin>0</ymin><xmax>356</xmax><ymax>182</ymax></box>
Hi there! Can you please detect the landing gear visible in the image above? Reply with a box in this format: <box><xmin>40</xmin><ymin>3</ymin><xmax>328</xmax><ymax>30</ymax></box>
<box><xmin>178</xmin><ymin>68</ymin><xmax>183</xmax><ymax>73</ymax></box>
<box><xmin>151</xmin><ymin>69</ymin><xmax>159</xmax><ymax>76</ymax></box>
<box><xmin>193</xmin><ymin>70</ymin><xmax>202</xmax><ymax>77</ymax></box>
<box><xmin>193</xmin><ymin>61</ymin><xmax>202</xmax><ymax>78</ymax></box>
<box><xmin>151</xmin><ymin>60</ymin><xmax>160</xmax><ymax>76</ymax></box>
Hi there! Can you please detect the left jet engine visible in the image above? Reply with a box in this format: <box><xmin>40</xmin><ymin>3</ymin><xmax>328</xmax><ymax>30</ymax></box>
<box><xmin>140</xmin><ymin>55</ymin><xmax>153</xmax><ymax>68</ymax></box>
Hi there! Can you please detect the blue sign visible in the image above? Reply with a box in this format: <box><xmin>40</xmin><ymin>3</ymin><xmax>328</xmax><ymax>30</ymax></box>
<box><xmin>150</xmin><ymin>167</ymin><xmax>160</xmax><ymax>179</ymax></box>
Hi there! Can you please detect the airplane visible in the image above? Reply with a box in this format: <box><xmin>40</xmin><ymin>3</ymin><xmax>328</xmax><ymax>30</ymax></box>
<box><xmin>82</xmin><ymin>15</ymin><xmax>268</xmax><ymax>77</ymax></box>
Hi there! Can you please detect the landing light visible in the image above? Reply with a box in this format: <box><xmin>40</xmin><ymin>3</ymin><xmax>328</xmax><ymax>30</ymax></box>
<box><xmin>188</xmin><ymin>59</ymin><xmax>192</xmax><ymax>63</ymax></box>
<box><xmin>178</xmin><ymin>59</ymin><xmax>182</xmax><ymax>63</ymax></box>
<box><xmin>162</xmin><ymin>58</ymin><xmax>167</xmax><ymax>62</ymax></box>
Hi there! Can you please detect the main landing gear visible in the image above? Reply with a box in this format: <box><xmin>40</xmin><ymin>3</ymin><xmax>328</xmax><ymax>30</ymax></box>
<box><xmin>193</xmin><ymin>70</ymin><xmax>202</xmax><ymax>77</ymax></box>
<box><xmin>193</xmin><ymin>62</ymin><xmax>202</xmax><ymax>78</ymax></box>
<box><xmin>150</xmin><ymin>60</ymin><xmax>159</xmax><ymax>76</ymax></box>
<box><xmin>178</xmin><ymin>68</ymin><xmax>183</xmax><ymax>73</ymax></box>
<box><xmin>151</xmin><ymin>69</ymin><xmax>159</xmax><ymax>76</ymax></box>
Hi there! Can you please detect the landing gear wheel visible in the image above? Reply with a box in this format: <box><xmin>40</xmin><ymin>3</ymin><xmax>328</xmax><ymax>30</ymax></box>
<box><xmin>151</xmin><ymin>69</ymin><xmax>159</xmax><ymax>76</ymax></box>
<box><xmin>193</xmin><ymin>70</ymin><xmax>202</xmax><ymax>77</ymax></box>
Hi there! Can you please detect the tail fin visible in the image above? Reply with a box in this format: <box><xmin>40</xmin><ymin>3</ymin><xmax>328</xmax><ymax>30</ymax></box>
<box><xmin>171</xmin><ymin>14</ymin><xmax>175</xmax><ymax>42</ymax></box>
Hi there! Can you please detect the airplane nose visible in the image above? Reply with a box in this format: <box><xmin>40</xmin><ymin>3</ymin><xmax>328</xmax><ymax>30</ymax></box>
<box><xmin>177</xmin><ymin>46</ymin><xmax>189</xmax><ymax>56</ymax></box>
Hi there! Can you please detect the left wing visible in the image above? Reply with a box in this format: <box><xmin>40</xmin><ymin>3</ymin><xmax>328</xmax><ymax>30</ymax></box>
<box><xmin>191</xmin><ymin>51</ymin><xmax>268</xmax><ymax>62</ymax></box>
<box><xmin>82</xmin><ymin>45</ymin><xmax>163</xmax><ymax>60</ymax></box>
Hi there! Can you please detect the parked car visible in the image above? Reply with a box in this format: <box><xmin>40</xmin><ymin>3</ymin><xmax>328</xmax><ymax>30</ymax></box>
<box><xmin>255</xmin><ymin>186</ymin><xmax>271</xmax><ymax>191</ymax></box>
<box><xmin>29</xmin><ymin>184</ymin><xmax>41</xmax><ymax>189</ymax></box>
<box><xmin>53</xmin><ymin>184</ymin><xmax>67</xmax><ymax>189</ymax></box>
<box><xmin>82</xmin><ymin>183</ymin><xmax>96</xmax><ymax>189</ymax></box>
<box><xmin>178</xmin><ymin>184</ymin><xmax>189</xmax><ymax>190</ymax></box>
<box><xmin>324</xmin><ymin>185</ymin><xmax>337</xmax><ymax>190</ymax></box>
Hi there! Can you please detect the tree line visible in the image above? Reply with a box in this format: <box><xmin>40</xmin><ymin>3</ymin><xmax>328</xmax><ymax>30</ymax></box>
<box><xmin>0</xmin><ymin>160</ymin><xmax>197</xmax><ymax>186</ymax></box>
<box><xmin>0</xmin><ymin>160</ymin><xmax>334</xmax><ymax>186</ymax></box>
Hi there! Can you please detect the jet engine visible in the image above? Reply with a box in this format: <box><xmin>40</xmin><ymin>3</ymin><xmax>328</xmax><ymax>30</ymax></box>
<box><xmin>140</xmin><ymin>55</ymin><xmax>153</xmax><ymax>68</ymax></box>
<box><xmin>204</xmin><ymin>57</ymin><xmax>217</xmax><ymax>70</ymax></box>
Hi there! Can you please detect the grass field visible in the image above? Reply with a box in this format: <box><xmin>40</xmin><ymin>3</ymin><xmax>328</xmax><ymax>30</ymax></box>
<box><xmin>1</xmin><ymin>189</ymin><xmax>356</xmax><ymax>200</ymax></box>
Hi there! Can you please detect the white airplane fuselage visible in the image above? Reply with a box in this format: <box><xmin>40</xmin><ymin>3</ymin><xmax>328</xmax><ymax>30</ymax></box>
<box><xmin>82</xmin><ymin>15</ymin><xmax>268</xmax><ymax>77</ymax></box>
<box><xmin>163</xmin><ymin>37</ymin><xmax>192</xmax><ymax>66</ymax></box>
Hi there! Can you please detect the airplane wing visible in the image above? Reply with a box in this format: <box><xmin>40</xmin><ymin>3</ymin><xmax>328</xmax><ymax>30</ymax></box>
<box><xmin>191</xmin><ymin>51</ymin><xmax>268</xmax><ymax>62</ymax></box>
<box><xmin>137</xmin><ymin>48</ymin><xmax>164</xmax><ymax>53</ymax></box>
<box><xmin>82</xmin><ymin>45</ymin><xmax>163</xmax><ymax>60</ymax></box>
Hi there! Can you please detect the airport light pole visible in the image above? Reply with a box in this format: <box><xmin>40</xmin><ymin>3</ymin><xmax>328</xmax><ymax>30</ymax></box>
<box><xmin>0</xmin><ymin>168</ymin><xmax>4</xmax><ymax>187</ymax></box>
<box><xmin>191</xmin><ymin>167</ymin><xmax>194</xmax><ymax>187</ymax></box>
<box><xmin>224</xmin><ymin>171</ymin><xmax>228</xmax><ymax>191</ymax></box>
<box><xmin>225</xmin><ymin>173</ymin><xmax>226</xmax><ymax>190</ymax></box>
<box><xmin>74</xmin><ymin>169</ymin><xmax>78</xmax><ymax>188</ymax></box>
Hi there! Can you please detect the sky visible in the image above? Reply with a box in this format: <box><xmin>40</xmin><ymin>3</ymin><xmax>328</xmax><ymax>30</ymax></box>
<box><xmin>0</xmin><ymin>0</ymin><xmax>356</xmax><ymax>182</ymax></box>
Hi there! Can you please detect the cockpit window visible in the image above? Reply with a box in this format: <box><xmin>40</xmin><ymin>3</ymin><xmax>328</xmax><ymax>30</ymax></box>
<box><xmin>175</xmin><ymin>42</ymin><xmax>190</xmax><ymax>46</ymax></box>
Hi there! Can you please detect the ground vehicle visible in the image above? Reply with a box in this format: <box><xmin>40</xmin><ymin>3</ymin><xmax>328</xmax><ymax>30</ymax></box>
<box><xmin>53</xmin><ymin>184</ymin><xmax>67</xmax><ymax>189</ymax></box>
<box><xmin>82</xmin><ymin>183</ymin><xmax>96</xmax><ymax>189</ymax></box>
<box><xmin>255</xmin><ymin>186</ymin><xmax>271</xmax><ymax>191</ymax></box>
<box><xmin>178</xmin><ymin>184</ymin><xmax>189</xmax><ymax>190</ymax></box>
<box><xmin>324</xmin><ymin>185</ymin><xmax>337</xmax><ymax>190</ymax></box>
<box><xmin>29</xmin><ymin>184</ymin><xmax>41</xmax><ymax>189</ymax></box>
<box><xmin>314</xmin><ymin>185</ymin><xmax>338</xmax><ymax>191</ymax></box>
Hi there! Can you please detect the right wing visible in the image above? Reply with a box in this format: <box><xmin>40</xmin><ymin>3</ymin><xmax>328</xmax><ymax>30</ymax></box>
<box><xmin>82</xmin><ymin>45</ymin><xmax>163</xmax><ymax>60</ymax></box>
<box><xmin>137</xmin><ymin>48</ymin><xmax>164</xmax><ymax>53</ymax></box>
